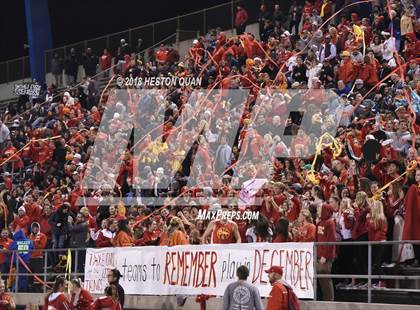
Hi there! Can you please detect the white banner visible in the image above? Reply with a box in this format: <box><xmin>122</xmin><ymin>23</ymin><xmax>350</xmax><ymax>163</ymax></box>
<box><xmin>84</xmin><ymin>242</ymin><xmax>314</xmax><ymax>299</ymax></box>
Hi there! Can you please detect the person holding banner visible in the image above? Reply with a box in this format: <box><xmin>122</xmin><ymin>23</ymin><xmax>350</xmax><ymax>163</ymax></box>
<box><xmin>223</xmin><ymin>265</ymin><xmax>264</xmax><ymax>310</ymax></box>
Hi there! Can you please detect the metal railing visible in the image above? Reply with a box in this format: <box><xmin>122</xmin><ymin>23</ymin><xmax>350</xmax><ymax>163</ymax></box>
<box><xmin>312</xmin><ymin>240</ymin><xmax>420</xmax><ymax>303</ymax></box>
<box><xmin>43</xmin><ymin>0</ymin><xmax>259</xmax><ymax>75</ymax></box>
<box><xmin>0</xmin><ymin>0</ymin><xmax>262</xmax><ymax>84</ymax></box>
<box><xmin>0</xmin><ymin>56</ymin><xmax>31</xmax><ymax>84</ymax></box>
<box><xmin>2</xmin><ymin>239</ymin><xmax>420</xmax><ymax>305</ymax></box>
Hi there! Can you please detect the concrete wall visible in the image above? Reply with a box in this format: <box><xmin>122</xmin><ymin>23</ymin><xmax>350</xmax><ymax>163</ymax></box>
<box><xmin>12</xmin><ymin>294</ymin><xmax>420</xmax><ymax>310</ymax></box>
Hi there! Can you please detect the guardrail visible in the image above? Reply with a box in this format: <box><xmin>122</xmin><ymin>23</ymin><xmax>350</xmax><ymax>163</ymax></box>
<box><xmin>312</xmin><ymin>240</ymin><xmax>420</xmax><ymax>303</ymax></box>
<box><xmin>2</xmin><ymin>239</ymin><xmax>420</xmax><ymax>304</ymax></box>
<box><xmin>0</xmin><ymin>0</ymin><xmax>261</xmax><ymax>84</ymax></box>
<box><xmin>43</xmin><ymin>0</ymin><xmax>259</xmax><ymax>75</ymax></box>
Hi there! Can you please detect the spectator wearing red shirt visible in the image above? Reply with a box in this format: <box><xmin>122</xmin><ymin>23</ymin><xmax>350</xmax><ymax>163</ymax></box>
<box><xmin>367</xmin><ymin>201</ymin><xmax>388</xmax><ymax>288</ymax></box>
<box><xmin>96</xmin><ymin>219</ymin><xmax>117</xmax><ymax>248</ymax></box>
<box><xmin>293</xmin><ymin>209</ymin><xmax>316</xmax><ymax>242</ymax></box>
<box><xmin>108</xmin><ymin>205</ymin><xmax>126</xmax><ymax>222</ymax></box>
<box><xmin>265</xmin><ymin>266</ymin><xmax>288</xmax><ymax>310</ymax></box>
<box><xmin>91</xmin><ymin>285</ymin><xmax>121</xmax><ymax>310</ymax></box>
<box><xmin>316</xmin><ymin>204</ymin><xmax>336</xmax><ymax>301</ymax></box>
<box><xmin>0</xmin><ymin>229</ymin><xmax>12</xmax><ymax>277</ymax></box>
<box><xmin>28</xmin><ymin>222</ymin><xmax>47</xmax><ymax>289</ymax></box>
<box><xmin>155</xmin><ymin>44</ymin><xmax>168</xmax><ymax>64</ymax></box>
<box><xmin>43</xmin><ymin>277</ymin><xmax>70</xmax><ymax>310</ymax></box>
<box><xmin>202</xmin><ymin>217</ymin><xmax>241</xmax><ymax>244</ymax></box>
<box><xmin>38</xmin><ymin>205</ymin><xmax>53</xmax><ymax>242</ymax></box>
<box><xmin>139</xmin><ymin>219</ymin><xmax>160</xmax><ymax>246</ymax></box>
<box><xmin>11</xmin><ymin>206</ymin><xmax>30</xmax><ymax>235</ymax></box>
<box><xmin>0</xmin><ymin>279</ymin><xmax>15</xmax><ymax>310</ymax></box>
<box><xmin>70</xmin><ymin>278</ymin><xmax>93</xmax><ymax>310</ymax></box>
<box><xmin>235</xmin><ymin>5</ymin><xmax>248</xmax><ymax>35</ymax></box>
<box><xmin>99</xmin><ymin>49</ymin><xmax>112</xmax><ymax>74</ymax></box>
<box><xmin>273</xmin><ymin>218</ymin><xmax>291</xmax><ymax>243</ymax></box>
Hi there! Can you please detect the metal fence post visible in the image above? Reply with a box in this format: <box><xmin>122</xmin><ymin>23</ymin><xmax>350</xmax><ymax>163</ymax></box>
<box><xmin>203</xmin><ymin>8</ymin><xmax>206</xmax><ymax>35</ymax></box>
<box><xmin>75</xmin><ymin>249</ymin><xmax>78</xmax><ymax>276</ymax></box>
<box><xmin>44</xmin><ymin>251</ymin><xmax>48</xmax><ymax>293</ymax></box>
<box><xmin>368</xmin><ymin>243</ymin><xmax>372</xmax><ymax>303</ymax></box>
<box><xmin>152</xmin><ymin>24</ymin><xmax>155</xmax><ymax>46</ymax></box>
<box><xmin>176</xmin><ymin>16</ymin><xmax>180</xmax><ymax>43</ymax></box>
<box><xmin>313</xmin><ymin>243</ymin><xmax>317</xmax><ymax>301</ymax></box>
<box><xmin>231</xmin><ymin>0</ymin><xmax>234</xmax><ymax>30</ymax></box>
<box><xmin>6</xmin><ymin>61</ymin><xmax>9</xmax><ymax>83</ymax></box>
<box><xmin>15</xmin><ymin>255</ymin><xmax>19</xmax><ymax>293</ymax></box>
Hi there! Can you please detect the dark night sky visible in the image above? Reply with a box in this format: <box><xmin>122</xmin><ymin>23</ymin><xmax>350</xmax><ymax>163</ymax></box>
<box><xmin>0</xmin><ymin>0</ymin><xmax>239</xmax><ymax>62</ymax></box>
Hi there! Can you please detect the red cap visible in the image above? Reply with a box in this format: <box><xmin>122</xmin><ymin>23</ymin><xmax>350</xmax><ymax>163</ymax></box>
<box><xmin>265</xmin><ymin>266</ymin><xmax>283</xmax><ymax>275</ymax></box>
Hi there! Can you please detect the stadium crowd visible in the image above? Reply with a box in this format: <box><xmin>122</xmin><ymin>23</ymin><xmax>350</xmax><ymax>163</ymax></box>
<box><xmin>0</xmin><ymin>0</ymin><xmax>419</xmax><ymax>303</ymax></box>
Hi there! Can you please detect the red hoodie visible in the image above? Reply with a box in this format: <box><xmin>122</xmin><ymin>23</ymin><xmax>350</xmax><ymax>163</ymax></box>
<box><xmin>352</xmin><ymin>206</ymin><xmax>371</xmax><ymax>240</ymax></box>
<box><xmin>316</xmin><ymin>204</ymin><xmax>336</xmax><ymax>259</ymax></box>
<box><xmin>70</xmin><ymin>288</ymin><xmax>93</xmax><ymax>310</ymax></box>
<box><xmin>91</xmin><ymin>297</ymin><xmax>121</xmax><ymax>310</ymax></box>
<box><xmin>367</xmin><ymin>218</ymin><xmax>388</xmax><ymax>241</ymax></box>
<box><xmin>43</xmin><ymin>292</ymin><xmax>70</xmax><ymax>310</ymax></box>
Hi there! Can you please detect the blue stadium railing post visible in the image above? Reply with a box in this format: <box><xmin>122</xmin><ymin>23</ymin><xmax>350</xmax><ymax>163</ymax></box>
<box><xmin>368</xmin><ymin>244</ymin><xmax>372</xmax><ymax>303</ymax></box>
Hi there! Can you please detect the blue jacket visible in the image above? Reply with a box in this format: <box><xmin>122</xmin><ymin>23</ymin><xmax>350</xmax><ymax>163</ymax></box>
<box><xmin>9</xmin><ymin>230</ymin><xmax>34</xmax><ymax>263</ymax></box>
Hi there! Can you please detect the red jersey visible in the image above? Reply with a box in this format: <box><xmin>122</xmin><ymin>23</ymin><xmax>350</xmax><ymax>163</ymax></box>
<box><xmin>70</xmin><ymin>289</ymin><xmax>93</xmax><ymax>310</ymax></box>
<box><xmin>212</xmin><ymin>220</ymin><xmax>236</xmax><ymax>244</ymax></box>
<box><xmin>0</xmin><ymin>238</ymin><xmax>13</xmax><ymax>264</ymax></box>
<box><xmin>0</xmin><ymin>292</ymin><xmax>14</xmax><ymax>310</ymax></box>
<box><xmin>91</xmin><ymin>297</ymin><xmax>121</xmax><ymax>310</ymax></box>
<box><xmin>43</xmin><ymin>292</ymin><xmax>70</xmax><ymax>310</ymax></box>
<box><xmin>266</xmin><ymin>281</ymin><xmax>288</xmax><ymax>310</ymax></box>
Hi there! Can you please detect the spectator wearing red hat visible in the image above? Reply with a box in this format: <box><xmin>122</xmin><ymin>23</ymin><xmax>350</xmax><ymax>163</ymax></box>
<box><xmin>265</xmin><ymin>266</ymin><xmax>288</xmax><ymax>310</ymax></box>
<box><xmin>316</xmin><ymin>204</ymin><xmax>336</xmax><ymax>301</ymax></box>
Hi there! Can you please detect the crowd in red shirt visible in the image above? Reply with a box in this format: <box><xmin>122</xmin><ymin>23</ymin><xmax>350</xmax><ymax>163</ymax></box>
<box><xmin>0</xmin><ymin>0</ymin><xmax>419</xmax><ymax>301</ymax></box>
